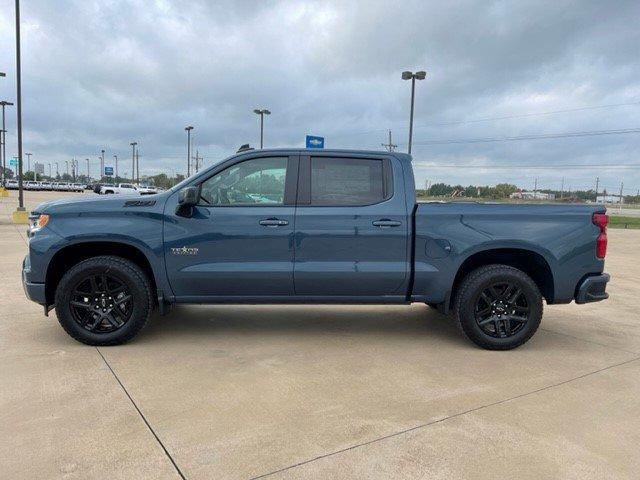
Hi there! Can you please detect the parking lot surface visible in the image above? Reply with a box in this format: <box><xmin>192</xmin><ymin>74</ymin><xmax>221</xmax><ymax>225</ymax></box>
<box><xmin>1</xmin><ymin>190</ymin><xmax>639</xmax><ymax>479</ymax></box>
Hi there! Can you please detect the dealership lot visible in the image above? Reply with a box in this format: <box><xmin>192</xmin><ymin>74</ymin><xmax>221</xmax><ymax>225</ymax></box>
<box><xmin>1</xmin><ymin>191</ymin><xmax>639</xmax><ymax>479</ymax></box>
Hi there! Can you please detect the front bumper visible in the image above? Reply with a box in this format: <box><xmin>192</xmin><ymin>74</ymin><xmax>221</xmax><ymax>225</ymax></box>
<box><xmin>575</xmin><ymin>273</ymin><xmax>610</xmax><ymax>304</ymax></box>
<box><xmin>22</xmin><ymin>255</ymin><xmax>46</xmax><ymax>305</ymax></box>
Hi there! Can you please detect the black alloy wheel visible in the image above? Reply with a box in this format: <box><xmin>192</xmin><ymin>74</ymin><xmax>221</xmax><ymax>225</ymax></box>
<box><xmin>474</xmin><ymin>281</ymin><xmax>530</xmax><ymax>338</ymax></box>
<box><xmin>69</xmin><ymin>273</ymin><xmax>133</xmax><ymax>333</ymax></box>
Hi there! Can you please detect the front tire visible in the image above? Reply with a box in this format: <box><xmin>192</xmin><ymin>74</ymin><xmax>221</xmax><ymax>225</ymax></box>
<box><xmin>54</xmin><ymin>256</ymin><xmax>153</xmax><ymax>346</ymax></box>
<box><xmin>454</xmin><ymin>264</ymin><xmax>542</xmax><ymax>350</ymax></box>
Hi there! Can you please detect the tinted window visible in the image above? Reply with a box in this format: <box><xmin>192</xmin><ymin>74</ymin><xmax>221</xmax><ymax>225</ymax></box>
<box><xmin>311</xmin><ymin>157</ymin><xmax>386</xmax><ymax>205</ymax></box>
<box><xmin>200</xmin><ymin>156</ymin><xmax>287</xmax><ymax>206</ymax></box>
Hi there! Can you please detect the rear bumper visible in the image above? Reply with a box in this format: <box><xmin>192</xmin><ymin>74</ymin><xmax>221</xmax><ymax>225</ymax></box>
<box><xmin>575</xmin><ymin>273</ymin><xmax>610</xmax><ymax>304</ymax></box>
<box><xmin>22</xmin><ymin>255</ymin><xmax>46</xmax><ymax>305</ymax></box>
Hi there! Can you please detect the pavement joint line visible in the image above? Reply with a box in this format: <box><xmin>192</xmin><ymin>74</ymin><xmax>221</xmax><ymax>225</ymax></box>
<box><xmin>95</xmin><ymin>347</ymin><xmax>187</xmax><ymax>480</ymax></box>
<box><xmin>249</xmin><ymin>355</ymin><xmax>640</xmax><ymax>480</ymax></box>
<box><xmin>540</xmin><ymin>326</ymin><xmax>640</xmax><ymax>355</ymax></box>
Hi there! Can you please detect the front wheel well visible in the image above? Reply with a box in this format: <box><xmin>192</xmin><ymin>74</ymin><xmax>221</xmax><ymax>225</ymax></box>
<box><xmin>45</xmin><ymin>242</ymin><xmax>156</xmax><ymax>305</ymax></box>
<box><xmin>450</xmin><ymin>248</ymin><xmax>554</xmax><ymax>306</ymax></box>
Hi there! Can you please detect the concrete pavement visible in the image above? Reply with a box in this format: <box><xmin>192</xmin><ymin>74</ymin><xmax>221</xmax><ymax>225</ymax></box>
<box><xmin>1</xmin><ymin>190</ymin><xmax>639</xmax><ymax>479</ymax></box>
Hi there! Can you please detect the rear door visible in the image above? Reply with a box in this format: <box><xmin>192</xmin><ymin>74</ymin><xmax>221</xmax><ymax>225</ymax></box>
<box><xmin>293</xmin><ymin>154</ymin><xmax>409</xmax><ymax>297</ymax></box>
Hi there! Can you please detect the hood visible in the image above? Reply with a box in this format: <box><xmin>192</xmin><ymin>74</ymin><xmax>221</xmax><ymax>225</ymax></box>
<box><xmin>33</xmin><ymin>192</ymin><xmax>168</xmax><ymax>215</ymax></box>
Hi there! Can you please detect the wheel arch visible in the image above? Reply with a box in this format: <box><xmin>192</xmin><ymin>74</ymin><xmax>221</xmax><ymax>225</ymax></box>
<box><xmin>450</xmin><ymin>248</ymin><xmax>555</xmax><ymax>307</ymax></box>
<box><xmin>45</xmin><ymin>241</ymin><xmax>157</xmax><ymax>305</ymax></box>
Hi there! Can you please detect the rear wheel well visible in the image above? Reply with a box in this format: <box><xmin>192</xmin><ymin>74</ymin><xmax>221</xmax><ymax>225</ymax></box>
<box><xmin>450</xmin><ymin>249</ymin><xmax>554</xmax><ymax>306</ymax></box>
<box><xmin>45</xmin><ymin>242</ymin><xmax>156</xmax><ymax>305</ymax></box>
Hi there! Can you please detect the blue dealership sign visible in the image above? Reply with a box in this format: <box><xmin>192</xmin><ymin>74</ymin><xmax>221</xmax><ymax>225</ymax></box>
<box><xmin>306</xmin><ymin>135</ymin><xmax>324</xmax><ymax>149</ymax></box>
<box><xmin>104</xmin><ymin>166</ymin><xmax>114</xmax><ymax>176</ymax></box>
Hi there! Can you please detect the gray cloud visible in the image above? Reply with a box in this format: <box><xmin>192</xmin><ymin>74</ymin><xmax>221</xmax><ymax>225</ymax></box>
<box><xmin>0</xmin><ymin>0</ymin><xmax>639</xmax><ymax>194</ymax></box>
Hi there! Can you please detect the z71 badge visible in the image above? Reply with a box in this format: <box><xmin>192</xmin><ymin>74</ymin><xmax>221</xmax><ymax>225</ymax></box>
<box><xmin>171</xmin><ymin>246</ymin><xmax>199</xmax><ymax>256</ymax></box>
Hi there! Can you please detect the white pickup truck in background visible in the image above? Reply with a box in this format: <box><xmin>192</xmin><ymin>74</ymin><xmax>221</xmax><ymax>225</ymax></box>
<box><xmin>99</xmin><ymin>183</ymin><xmax>159</xmax><ymax>195</ymax></box>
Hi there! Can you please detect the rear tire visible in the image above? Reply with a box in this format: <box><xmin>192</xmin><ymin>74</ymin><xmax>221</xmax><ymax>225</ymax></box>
<box><xmin>54</xmin><ymin>256</ymin><xmax>153</xmax><ymax>346</ymax></box>
<box><xmin>454</xmin><ymin>264</ymin><xmax>542</xmax><ymax>350</ymax></box>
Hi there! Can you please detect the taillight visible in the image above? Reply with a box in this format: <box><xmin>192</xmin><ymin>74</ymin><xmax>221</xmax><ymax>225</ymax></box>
<box><xmin>593</xmin><ymin>213</ymin><xmax>608</xmax><ymax>259</ymax></box>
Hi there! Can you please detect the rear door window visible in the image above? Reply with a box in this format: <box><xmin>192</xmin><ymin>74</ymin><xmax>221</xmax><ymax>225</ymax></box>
<box><xmin>310</xmin><ymin>157</ymin><xmax>389</xmax><ymax>206</ymax></box>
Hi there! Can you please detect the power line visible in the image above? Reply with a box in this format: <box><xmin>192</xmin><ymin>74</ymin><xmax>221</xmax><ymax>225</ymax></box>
<box><xmin>330</xmin><ymin>99</ymin><xmax>640</xmax><ymax>138</ymax></box>
<box><xmin>409</xmin><ymin>127</ymin><xmax>640</xmax><ymax>146</ymax></box>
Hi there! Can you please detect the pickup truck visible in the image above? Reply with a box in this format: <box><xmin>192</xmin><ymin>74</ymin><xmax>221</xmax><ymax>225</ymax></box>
<box><xmin>22</xmin><ymin>149</ymin><xmax>610</xmax><ymax>350</ymax></box>
<box><xmin>99</xmin><ymin>183</ymin><xmax>139</xmax><ymax>195</ymax></box>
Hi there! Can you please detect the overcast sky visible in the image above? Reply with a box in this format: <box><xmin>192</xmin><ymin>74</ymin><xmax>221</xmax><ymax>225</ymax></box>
<box><xmin>1</xmin><ymin>0</ymin><xmax>639</xmax><ymax>194</ymax></box>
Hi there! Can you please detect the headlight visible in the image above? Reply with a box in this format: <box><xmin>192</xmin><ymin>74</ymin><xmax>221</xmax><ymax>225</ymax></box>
<box><xmin>28</xmin><ymin>214</ymin><xmax>49</xmax><ymax>234</ymax></box>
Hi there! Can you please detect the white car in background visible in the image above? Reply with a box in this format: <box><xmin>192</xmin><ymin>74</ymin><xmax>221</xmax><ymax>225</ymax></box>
<box><xmin>54</xmin><ymin>182</ymin><xmax>70</xmax><ymax>191</ymax></box>
<box><xmin>40</xmin><ymin>182</ymin><xmax>53</xmax><ymax>191</ymax></box>
<box><xmin>137</xmin><ymin>185</ymin><xmax>159</xmax><ymax>195</ymax></box>
<box><xmin>5</xmin><ymin>180</ymin><xmax>19</xmax><ymax>189</ymax></box>
<box><xmin>100</xmin><ymin>183</ymin><xmax>140</xmax><ymax>195</ymax></box>
<box><xmin>25</xmin><ymin>181</ymin><xmax>40</xmax><ymax>190</ymax></box>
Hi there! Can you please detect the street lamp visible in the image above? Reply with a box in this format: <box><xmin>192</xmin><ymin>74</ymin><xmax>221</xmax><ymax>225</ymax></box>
<box><xmin>85</xmin><ymin>158</ymin><xmax>90</xmax><ymax>182</ymax></box>
<box><xmin>253</xmin><ymin>109</ymin><xmax>271</xmax><ymax>149</ymax></box>
<box><xmin>65</xmin><ymin>160</ymin><xmax>69</xmax><ymax>177</ymax></box>
<box><xmin>55</xmin><ymin>162</ymin><xmax>59</xmax><ymax>178</ymax></box>
<box><xmin>14</xmin><ymin>0</ymin><xmax>26</xmax><ymax>219</ymax></box>
<box><xmin>185</xmin><ymin>126</ymin><xmax>193</xmax><ymax>177</ymax></box>
<box><xmin>0</xmin><ymin>101</ymin><xmax>14</xmax><ymax>187</ymax></box>
<box><xmin>114</xmin><ymin>154</ymin><xmax>118</xmax><ymax>182</ymax></box>
<box><xmin>130</xmin><ymin>142</ymin><xmax>137</xmax><ymax>183</ymax></box>
<box><xmin>100</xmin><ymin>149</ymin><xmax>105</xmax><ymax>180</ymax></box>
<box><xmin>401</xmin><ymin>70</ymin><xmax>426</xmax><ymax>155</ymax></box>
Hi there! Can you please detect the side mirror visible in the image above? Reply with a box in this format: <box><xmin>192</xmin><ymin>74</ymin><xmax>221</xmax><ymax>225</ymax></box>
<box><xmin>176</xmin><ymin>186</ymin><xmax>199</xmax><ymax>217</ymax></box>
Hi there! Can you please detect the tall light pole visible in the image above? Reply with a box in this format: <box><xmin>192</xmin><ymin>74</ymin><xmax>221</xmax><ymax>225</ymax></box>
<box><xmin>1</xmin><ymin>101</ymin><xmax>14</xmax><ymax>187</ymax></box>
<box><xmin>113</xmin><ymin>154</ymin><xmax>118</xmax><ymax>182</ymax></box>
<box><xmin>25</xmin><ymin>152</ymin><xmax>32</xmax><ymax>180</ymax></box>
<box><xmin>100</xmin><ymin>149</ymin><xmax>105</xmax><ymax>180</ymax></box>
<box><xmin>253</xmin><ymin>109</ymin><xmax>271</xmax><ymax>149</ymax></box>
<box><xmin>130</xmin><ymin>142</ymin><xmax>137</xmax><ymax>182</ymax></box>
<box><xmin>55</xmin><ymin>162</ymin><xmax>59</xmax><ymax>178</ymax></box>
<box><xmin>185</xmin><ymin>126</ymin><xmax>193</xmax><ymax>176</ymax></box>
<box><xmin>47</xmin><ymin>163</ymin><xmax>51</xmax><ymax>178</ymax></box>
<box><xmin>65</xmin><ymin>160</ymin><xmax>69</xmax><ymax>177</ymax></box>
<box><xmin>15</xmin><ymin>0</ymin><xmax>26</xmax><ymax>215</ymax></box>
<box><xmin>401</xmin><ymin>70</ymin><xmax>426</xmax><ymax>155</ymax></box>
<box><xmin>85</xmin><ymin>158</ymin><xmax>90</xmax><ymax>182</ymax></box>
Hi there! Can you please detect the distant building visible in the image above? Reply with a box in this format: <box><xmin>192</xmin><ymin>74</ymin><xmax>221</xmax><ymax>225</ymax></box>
<box><xmin>510</xmin><ymin>191</ymin><xmax>556</xmax><ymax>200</ymax></box>
<box><xmin>596</xmin><ymin>194</ymin><xmax>623</xmax><ymax>204</ymax></box>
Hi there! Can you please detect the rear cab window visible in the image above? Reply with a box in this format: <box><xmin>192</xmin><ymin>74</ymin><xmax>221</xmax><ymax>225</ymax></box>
<box><xmin>303</xmin><ymin>156</ymin><xmax>393</xmax><ymax>206</ymax></box>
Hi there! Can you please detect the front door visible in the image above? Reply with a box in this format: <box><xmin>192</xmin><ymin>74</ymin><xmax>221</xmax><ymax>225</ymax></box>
<box><xmin>164</xmin><ymin>155</ymin><xmax>298</xmax><ymax>299</ymax></box>
<box><xmin>293</xmin><ymin>154</ymin><xmax>409</xmax><ymax>297</ymax></box>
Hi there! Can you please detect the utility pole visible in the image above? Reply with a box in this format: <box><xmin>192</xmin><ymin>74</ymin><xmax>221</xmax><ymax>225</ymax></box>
<box><xmin>533</xmin><ymin>177</ymin><xmax>538</xmax><ymax>198</ymax></box>
<box><xmin>130</xmin><ymin>142</ymin><xmax>137</xmax><ymax>183</ymax></box>
<box><xmin>381</xmin><ymin>130</ymin><xmax>397</xmax><ymax>152</ymax></box>
<box><xmin>401</xmin><ymin>70</ymin><xmax>426</xmax><ymax>155</ymax></box>
<box><xmin>136</xmin><ymin>149</ymin><xmax>139</xmax><ymax>184</ymax></box>
<box><xmin>85</xmin><ymin>158</ymin><xmax>90</xmax><ymax>182</ymax></box>
<box><xmin>55</xmin><ymin>162</ymin><xmax>59</xmax><ymax>178</ymax></box>
<box><xmin>619</xmin><ymin>182</ymin><xmax>624</xmax><ymax>213</ymax></box>
<box><xmin>185</xmin><ymin>126</ymin><xmax>193</xmax><ymax>177</ymax></box>
<box><xmin>114</xmin><ymin>154</ymin><xmax>118</xmax><ymax>182</ymax></box>
<box><xmin>193</xmin><ymin>150</ymin><xmax>202</xmax><ymax>173</ymax></box>
<box><xmin>47</xmin><ymin>163</ymin><xmax>51</xmax><ymax>178</ymax></box>
<box><xmin>595</xmin><ymin>177</ymin><xmax>599</xmax><ymax>202</ymax></box>
<box><xmin>65</xmin><ymin>160</ymin><xmax>69</xmax><ymax>177</ymax></box>
<box><xmin>560</xmin><ymin>177</ymin><xmax>564</xmax><ymax>200</ymax></box>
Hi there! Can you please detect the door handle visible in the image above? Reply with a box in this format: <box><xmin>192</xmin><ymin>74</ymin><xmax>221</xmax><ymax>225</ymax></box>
<box><xmin>259</xmin><ymin>218</ymin><xmax>289</xmax><ymax>227</ymax></box>
<box><xmin>372</xmin><ymin>219</ymin><xmax>402</xmax><ymax>228</ymax></box>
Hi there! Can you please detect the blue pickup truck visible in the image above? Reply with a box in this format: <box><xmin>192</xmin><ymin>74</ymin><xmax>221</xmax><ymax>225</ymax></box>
<box><xmin>22</xmin><ymin>149</ymin><xmax>610</xmax><ymax>349</ymax></box>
